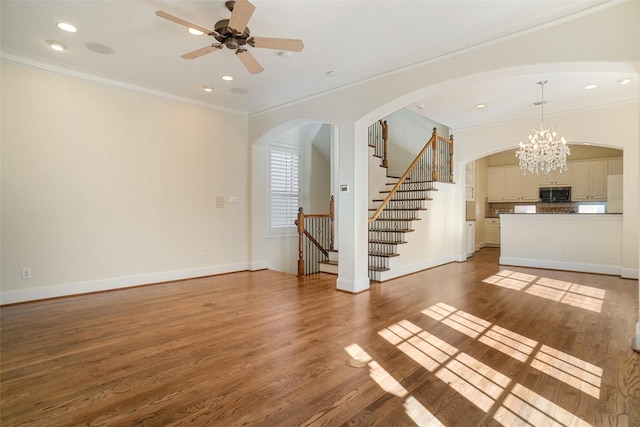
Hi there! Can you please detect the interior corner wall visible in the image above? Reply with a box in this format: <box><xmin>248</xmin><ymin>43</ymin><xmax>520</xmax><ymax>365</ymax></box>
<box><xmin>250</xmin><ymin>123</ymin><xmax>332</xmax><ymax>275</ymax></box>
<box><xmin>1</xmin><ymin>61</ymin><xmax>250</xmax><ymax>304</ymax></box>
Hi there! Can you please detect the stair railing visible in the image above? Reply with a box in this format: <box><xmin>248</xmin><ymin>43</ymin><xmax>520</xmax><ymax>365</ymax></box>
<box><xmin>368</xmin><ymin>127</ymin><xmax>454</xmax><ymax>224</ymax></box>
<box><xmin>368</xmin><ymin>119</ymin><xmax>389</xmax><ymax>168</ymax></box>
<box><xmin>295</xmin><ymin>196</ymin><xmax>334</xmax><ymax>276</ymax></box>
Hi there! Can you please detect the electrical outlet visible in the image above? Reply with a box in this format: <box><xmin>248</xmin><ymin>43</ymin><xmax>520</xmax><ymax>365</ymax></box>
<box><xmin>199</xmin><ymin>252</ymin><xmax>205</xmax><ymax>262</ymax></box>
<box><xmin>21</xmin><ymin>268</ymin><xmax>32</xmax><ymax>280</ymax></box>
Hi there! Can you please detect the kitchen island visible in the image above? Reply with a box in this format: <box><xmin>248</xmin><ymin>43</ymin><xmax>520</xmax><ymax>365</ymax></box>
<box><xmin>499</xmin><ymin>213</ymin><xmax>622</xmax><ymax>275</ymax></box>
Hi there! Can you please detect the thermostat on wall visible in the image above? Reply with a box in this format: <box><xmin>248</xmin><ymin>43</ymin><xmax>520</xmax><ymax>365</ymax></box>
<box><xmin>340</xmin><ymin>185</ymin><xmax>349</xmax><ymax>193</ymax></box>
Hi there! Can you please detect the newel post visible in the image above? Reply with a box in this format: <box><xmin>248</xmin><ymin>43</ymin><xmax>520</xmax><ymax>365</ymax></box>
<box><xmin>432</xmin><ymin>127</ymin><xmax>439</xmax><ymax>182</ymax></box>
<box><xmin>449</xmin><ymin>134</ymin><xmax>455</xmax><ymax>183</ymax></box>
<box><xmin>380</xmin><ymin>119</ymin><xmax>389</xmax><ymax>168</ymax></box>
<box><xmin>296</xmin><ymin>207</ymin><xmax>305</xmax><ymax>277</ymax></box>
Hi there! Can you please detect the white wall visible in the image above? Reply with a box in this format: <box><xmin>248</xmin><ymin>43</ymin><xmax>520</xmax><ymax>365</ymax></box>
<box><xmin>384</xmin><ymin>108</ymin><xmax>449</xmax><ymax>175</ymax></box>
<box><xmin>1</xmin><ymin>61</ymin><xmax>250</xmax><ymax>303</ymax></box>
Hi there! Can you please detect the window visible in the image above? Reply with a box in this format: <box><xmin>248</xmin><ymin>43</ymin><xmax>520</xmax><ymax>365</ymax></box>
<box><xmin>578</xmin><ymin>204</ymin><xmax>606</xmax><ymax>214</ymax></box>
<box><xmin>269</xmin><ymin>145</ymin><xmax>300</xmax><ymax>234</ymax></box>
<box><xmin>514</xmin><ymin>205</ymin><xmax>536</xmax><ymax>214</ymax></box>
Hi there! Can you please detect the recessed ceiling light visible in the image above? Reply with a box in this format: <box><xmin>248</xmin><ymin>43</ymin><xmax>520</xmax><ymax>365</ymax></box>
<box><xmin>325</xmin><ymin>70</ymin><xmax>339</xmax><ymax>78</ymax></box>
<box><xmin>475</xmin><ymin>104</ymin><xmax>487</xmax><ymax>109</ymax></box>
<box><xmin>202</xmin><ymin>85</ymin><xmax>214</xmax><ymax>92</ymax></box>
<box><xmin>45</xmin><ymin>40</ymin><xmax>67</xmax><ymax>51</ymax></box>
<box><xmin>619</xmin><ymin>78</ymin><xmax>633</xmax><ymax>85</ymax></box>
<box><xmin>188</xmin><ymin>28</ymin><xmax>204</xmax><ymax>36</ymax></box>
<box><xmin>583</xmin><ymin>84</ymin><xmax>598</xmax><ymax>90</ymax></box>
<box><xmin>278</xmin><ymin>51</ymin><xmax>292</xmax><ymax>58</ymax></box>
<box><xmin>222</xmin><ymin>75</ymin><xmax>234</xmax><ymax>81</ymax></box>
<box><xmin>415</xmin><ymin>104</ymin><xmax>424</xmax><ymax>110</ymax></box>
<box><xmin>57</xmin><ymin>22</ymin><xmax>77</xmax><ymax>33</ymax></box>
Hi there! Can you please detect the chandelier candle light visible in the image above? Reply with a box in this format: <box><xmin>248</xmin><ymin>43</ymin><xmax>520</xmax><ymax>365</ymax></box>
<box><xmin>516</xmin><ymin>80</ymin><xmax>570</xmax><ymax>175</ymax></box>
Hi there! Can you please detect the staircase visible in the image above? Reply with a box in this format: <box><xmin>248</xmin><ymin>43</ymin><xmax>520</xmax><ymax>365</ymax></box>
<box><xmin>367</xmin><ymin>177</ymin><xmax>437</xmax><ymax>281</ymax></box>
<box><xmin>313</xmin><ymin>124</ymin><xmax>454</xmax><ymax>281</ymax></box>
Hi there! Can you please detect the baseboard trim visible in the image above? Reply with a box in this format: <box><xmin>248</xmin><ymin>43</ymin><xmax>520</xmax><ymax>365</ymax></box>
<box><xmin>499</xmin><ymin>256</ymin><xmax>621</xmax><ymax>276</ymax></box>
<box><xmin>0</xmin><ymin>262</ymin><xmax>250</xmax><ymax>305</ymax></box>
<box><xmin>377</xmin><ymin>256</ymin><xmax>455</xmax><ymax>282</ymax></box>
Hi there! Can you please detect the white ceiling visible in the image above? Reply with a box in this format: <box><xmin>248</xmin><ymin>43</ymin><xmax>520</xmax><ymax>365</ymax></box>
<box><xmin>1</xmin><ymin>0</ymin><xmax>638</xmax><ymax>130</ymax></box>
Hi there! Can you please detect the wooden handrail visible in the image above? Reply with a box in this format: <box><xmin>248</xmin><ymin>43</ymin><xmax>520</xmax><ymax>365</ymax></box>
<box><xmin>368</xmin><ymin>128</ymin><xmax>437</xmax><ymax>223</ymax></box>
<box><xmin>368</xmin><ymin>128</ymin><xmax>454</xmax><ymax>224</ymax></box>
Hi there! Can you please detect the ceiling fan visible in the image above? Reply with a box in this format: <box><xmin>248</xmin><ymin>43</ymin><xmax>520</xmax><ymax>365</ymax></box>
<box><xmin>156</xmin><ymin>0</ymin><xmax>304</xmax><ymax>75</ymax></box>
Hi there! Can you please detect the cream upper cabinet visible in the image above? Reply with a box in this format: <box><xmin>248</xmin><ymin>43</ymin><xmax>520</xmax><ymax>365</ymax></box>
<box><xmin>537</xmin><ymin>164</ymin><xmax>571</xmax><ymax>186</ymax></box>
<box><xmin>571</xmin><ymin>160</ymin><xmax>608</xmax><ymax>201</ymax></box>
<box><xmin>488</xmin><ymin>167</ymin><xmax>505</xmax><ymax>202</ymax></box>
<box><xmin>488</xmin><ymin>166</ymin><xmax>539</xmax><ymax>202</ymax></box>
<box><xmin>520</xmin><ymin>171</ymin><xmax>539</xmax><ymax>201</ymax></box>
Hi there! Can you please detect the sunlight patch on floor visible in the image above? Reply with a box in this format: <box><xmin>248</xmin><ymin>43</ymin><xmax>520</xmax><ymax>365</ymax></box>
<box><xmin>494</xmin><ymin>384</ymin><xmax>592</xmax><ymax>427</ymax></box>
<box><xmin>344</xmin><ymin>342</ymin><xmax>444</xmax><ymax>426</ymax></box>
<box><xmin>482</xmin><ymin>270</ymin><xmax>605</xmax><ymax>313</ymax></box>
<box><xmin>422</xmin><ymin>303</ymin><xmax>602</xmax><ymax>398</ymax></box>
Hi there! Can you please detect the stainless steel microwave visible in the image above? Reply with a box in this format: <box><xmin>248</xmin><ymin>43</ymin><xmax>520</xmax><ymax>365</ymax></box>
<box><xmin>539</xmin><ymin>187</ymin><xmax>571</xmax><ymax>202</ymax></box>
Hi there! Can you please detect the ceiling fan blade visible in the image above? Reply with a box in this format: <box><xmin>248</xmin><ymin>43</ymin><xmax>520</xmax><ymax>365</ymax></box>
<box><xmin>181</xmin><ymin>45</ymin><xmax>222</xmax><ymax>59</ymax></box>
<box><xmin>156</xmin><ymin>10</ymin><xmax>214</xmax><ymax>35</ymax></box>
<box><xmin>249</xmin><ymin>37</ymin><xmax>304</xmax><ymax>52</ymax></box>
<box><xmin>228</xmin><ymin>0</ymin><xmax>255</xmax><ymax>34</ymax></box>
<box><xmin>236</xmin><ymin>49</ymin><xmax>264</xmax><ymax>74</ymax></box>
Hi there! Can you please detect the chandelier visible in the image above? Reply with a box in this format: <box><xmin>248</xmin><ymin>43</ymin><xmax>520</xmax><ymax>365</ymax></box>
<box><xmin>516</xmin><ymin>80</ymin><xmax>570</xmax><ymax>174</ymax></box>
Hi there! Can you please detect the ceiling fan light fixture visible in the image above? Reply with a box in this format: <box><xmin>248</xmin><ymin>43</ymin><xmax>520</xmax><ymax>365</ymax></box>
<box><xmin>57</xmin><ymin>22</ymin><xmax>77</xmax><ymax>33</ymax></box>
<box><xmin>188</xmin><ymin>28</ymin><xmax>204</xmax><ymax>36</ymax></box>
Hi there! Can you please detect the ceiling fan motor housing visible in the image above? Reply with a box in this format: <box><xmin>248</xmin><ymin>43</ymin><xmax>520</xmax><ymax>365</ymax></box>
<box><xmin>214</xmin><ymin>18</ymin><xmax>250</xmax><ymax>49</ymax></box>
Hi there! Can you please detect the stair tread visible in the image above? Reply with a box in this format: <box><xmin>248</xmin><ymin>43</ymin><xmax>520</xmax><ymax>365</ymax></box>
<box><xmin>368</xmin><ymin>218</ymin><xmax>421</xmax><ymax>222</ymax></box>
<box><xmin>319</xmin><ymin>260</ymin><xmax>338</xmax><ymax>265</ymax></box>
<box><xmin>368</xmin><ymin>208</ymin><xmax>427</xmax><ymax>211</ymax></box>
<box><xmin>368</xmin><ymin>266</ymin><xmax>390</xmax><ymax>272</ymax></box>
<box><xmin>373</xmin><ymin>198</ymin><xmax>432</xmax><ymax>202</ymax></box>
<box><xmin>368</xmin><ymin>252</ymin><xmax>400</xmax><ymax>257</ymax></box>
<box><xmin>368</xmin><ymin>240</ymin><xmax>407</xmax><ymax>244</ymax></box>
<box><xmin>380</xmin><ymin>189</ymin><xmax>437</xmax><ymax>193</ymax></box>
<box><xmin>368</xmin><ymin>228</ymin><xmax>415</xmax><ymax>232</ymax></box>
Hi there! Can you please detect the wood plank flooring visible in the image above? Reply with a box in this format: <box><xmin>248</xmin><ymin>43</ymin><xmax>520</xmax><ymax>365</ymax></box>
<box><xmin>1</xmin><ymin>248</ymin><xmax>639</xmax><ymax>426</ymax></box>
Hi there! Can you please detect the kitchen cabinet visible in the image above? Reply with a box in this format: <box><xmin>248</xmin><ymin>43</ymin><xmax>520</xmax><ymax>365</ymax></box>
<box><xmin>485</xmin><ymin>218</ymin><xmax>500</xmax><ymax>247</ymax></box>
<box><xmin>488</xmin><ymin>166</ymin><xmax>538</xmax><ymax>202</ymax></box>
<box><xmin>465</xmin><ymin>162</ymin><xmax>475</xmax><ymax>201</ymax></box>
<box><xmin>488</xmin><ymin>167</ymin><xmax>505</xmax><ymax>202</ymax></box>
<box><xmin>537</xmin><ymin>165</ymin><xmax>571</xmax><ymax>186</ymax></box>
<box><xmin>571</xmin><ymin>160</ymin><xmax>607</xmax><ymax>201</ymax></box>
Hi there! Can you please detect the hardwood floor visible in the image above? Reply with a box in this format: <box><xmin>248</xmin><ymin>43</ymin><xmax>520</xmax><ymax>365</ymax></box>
<box><xmin>1</xmin><ymin>248</ymin><xmax>639</xmax><ymax>426</ymax></box>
